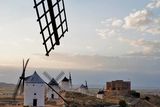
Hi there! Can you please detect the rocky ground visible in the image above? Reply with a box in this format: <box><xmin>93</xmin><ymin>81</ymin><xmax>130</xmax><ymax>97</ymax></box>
<box><xmin>0</xmin><ymin>86</ymin><xmax>160</xmax><ymax>107</ymax></box>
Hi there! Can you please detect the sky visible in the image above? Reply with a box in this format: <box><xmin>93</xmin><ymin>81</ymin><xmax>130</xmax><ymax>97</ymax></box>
<box><xmin>0</xmin><ymin>0</ymin><xmax>160</xmax><ymax>88</ymax></box>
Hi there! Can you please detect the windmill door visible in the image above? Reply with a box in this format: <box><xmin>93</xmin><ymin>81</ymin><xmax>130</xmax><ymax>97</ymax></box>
<box><xmin>33</xmin><ymin>99</ymin><xmax>37</xmax><ymax>106</ymax></box>
<box><xmin>51</xmin><ymin>94</ymin><xmax>54</xmax><ymax>99</ymax></box>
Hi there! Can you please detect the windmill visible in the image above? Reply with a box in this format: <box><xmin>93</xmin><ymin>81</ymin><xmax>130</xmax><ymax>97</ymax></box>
<box><xmin>43</xmin><ymin>71</ymin><xmax>65</xmax><ymax>100</ymax></box>
<box><xmin>43</xmin><ymin>71</ymin><xmax>70</xmax><ymax>106</ymax></box>
<box><xmin>13</xmin><ymin>59</ymin><xmax>69</xmax><ymax>106</ymax></box>
<box><xmin>33</xmin><ymin>0</ymin><xmax>68</xmax><ymax>56</ymax></box>
<box><xmin>13</xmin><ymin>58</ymin><xmax>30</xmax><ymax>100</ymax></box>
<box><xmin>78</xmin><ymin>80</ymin><xmax>88</xmax><ymax>94</ymax></box>
<box><xmin>43</xmin><ymin>71</ymin><xmax>65</xmax><ymax>88</ymax></box>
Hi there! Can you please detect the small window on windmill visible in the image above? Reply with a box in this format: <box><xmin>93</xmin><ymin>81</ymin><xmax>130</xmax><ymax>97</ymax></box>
<box><xmin>33</xmin><ymin>0</ymin><xmax>68</xmax><ymax>56</ymax></box>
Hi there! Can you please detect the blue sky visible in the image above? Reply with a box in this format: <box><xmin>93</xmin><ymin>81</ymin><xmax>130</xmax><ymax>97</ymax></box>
<box><xmin>0</xmin><ymin>0</ymin><xmax>160</xmax><ymax>88</ymax></box>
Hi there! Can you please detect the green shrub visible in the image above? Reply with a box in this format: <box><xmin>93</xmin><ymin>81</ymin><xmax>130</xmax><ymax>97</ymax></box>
<box><xmin>119</xmin><ymin>100</ymin><xmax>127</xmax><ymax>107</ymax></box>
<box><xmin>130</xmin><ymin>90</ymin><xmax>140</xmax><ymax>98</ymax></box>
<box><xmin>144</xmin><ymin>96</ymin><xmax>150</xmax><ymax>101</ymax></box>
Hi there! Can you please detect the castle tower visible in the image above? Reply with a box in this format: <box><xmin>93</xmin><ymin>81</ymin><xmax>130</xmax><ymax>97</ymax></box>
<box><xmin>24</xmin><ymin>71</ymin><xmax>45</xmax><ymax>107</ymax></box>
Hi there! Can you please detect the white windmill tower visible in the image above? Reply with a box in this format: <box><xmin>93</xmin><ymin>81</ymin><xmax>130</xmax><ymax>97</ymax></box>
<box><xmin>78</xmin><ymin>81</ymin><xmax>88</xmax><ymax>94</ymax></box>
<box><xmin>13</xmin><ymin>59</ymin><xmax>69</xmax><ymax>106</ymax></box>
<box><xmin>60</xmin><ymin>72</ymin><xmax>72</xmax><ymax>91</ymax></box>
<box><xmin>24</xmin><ymin>71</ymin><xmax>45</xmax><ymax>107</ymax></box>
<box><xmin>13</xmin><ymin>59</ymin><xmax>45</xmax><ymax>107</ymax></box>
<box><xmin>43</xmin><ymin>71</ymin><xmax>65</xmax><ymax>100</ymax></box>
<box><xmin>97</xmin><ymin>89</ymin><xmax>105</xmax><ymax>99</ymax></box>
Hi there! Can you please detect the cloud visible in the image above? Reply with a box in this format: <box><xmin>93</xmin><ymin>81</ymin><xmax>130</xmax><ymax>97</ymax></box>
<box><xmin>97</xmin><ymin>0</ymin><xmax>160</xmax><ymax>37</ymax></box>
<box><xmin>86</xmin><ymin>46</ymin><xmax>95</xmax><ymax>53</ymax></box>
<box><xmin>146</xmin><ymin>27</ymin><xmax>160</xmax><ymax>35</ymax></box>
<box><xmin>123</xmin><ymin>9</ymin><xmax>160</xmax><ymax>35</ymax></box>
<box><xmin>96</xmin><ymin>18</ymin><xmax>123</xmax><ymax>39</ymax></box>
<box><xmin>118</xmin><ymin>37</ymin><xmax>145</xmax><ymax>47</ymax></box>
<box><xmin>112</xmin><ymin>19</ymin><xmax>124</xmax><ymax>27</ymax></box>
<box><xmin>118</xmin><ymin>37</ymin><xmax>160</xmax><ymax>56</ymax></box>
<box><xmin>124</xmin><ymin>9</ymin><xmax>152</xmax><ymax>29</ymax></box>
<box><xmin>96</xmin><ymin>29</ymin><xmax>118</xmax><ymax>39</ymax></box>
<box><xmin>146</xmin><ymin>0</ymin><xmax>160</xmax><ymax>9</ymax></box>
<box><xmin>96</xmin><ymin>0</ymin><xmax>160</xmax><ymax>57</ymax></box>
<box><xmin>33</xmin><ymin>52</ymin><xmax>160</xmax><ymax>73</ymax></box>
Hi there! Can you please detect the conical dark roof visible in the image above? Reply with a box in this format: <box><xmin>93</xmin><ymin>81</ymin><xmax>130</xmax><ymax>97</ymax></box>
<box><xmin>49</xmin><ymin>78</ymin><xmax>58</xmax><ymax>86</ymax></box>
<box><xmin>62</xmin><ymin>77</ymin><xmax>69</xmax><ymax>82</ymax></box>
<box><xmin>80</xmin><ymin>84</ymin><xmax>88</xmax><ymax>89</ymax></box>
<box><xmin>25</xmin><ymin>71</ymin><xmax>44</xmax><ymax>83</ymax></box>
<box><xmin>97</xmin><ymin>90</ymin><xmax>104</xmax><ymax>94</ymax></box>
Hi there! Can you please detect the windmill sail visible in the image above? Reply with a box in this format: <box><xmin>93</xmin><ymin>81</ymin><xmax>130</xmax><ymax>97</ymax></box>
<box><xmin>55</xmin><ymin>71</ymin><xmax>65</xmax><ymax>81</ymax></box>
<box><xmin>33</xmin><ymin>0</ymin><xmax>68</xmax><ymax>56</ymax></box>
<box><xmin>43</xmin><ymin>71</ymin><xmax>63</xmax><ymax>88</ymax></box>
<box><xmin>45</xmin><ymin>82</ymin><xmax>69</xmax><ymax>105</ymax></box>
<box><xmin>13</xmin><ymin>58</ymin><xmax>30</xmax><ymax>100</ymax></box>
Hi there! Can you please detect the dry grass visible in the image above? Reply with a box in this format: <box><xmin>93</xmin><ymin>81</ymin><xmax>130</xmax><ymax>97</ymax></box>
<box><xmin>65</xmin><ymin>91</ymin><xmax>114</xmax><ymax>107</ymax></box>
<box><xmin>142</xmin><ymin>95</ymin><xmax>160</xmax><ymax>107</ymax></box>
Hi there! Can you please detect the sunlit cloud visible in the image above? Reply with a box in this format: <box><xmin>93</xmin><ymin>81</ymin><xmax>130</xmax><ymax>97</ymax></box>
<box><xmin>146</xmin><ymin>27</ymin><xmax>160</xmax><ymax>35</ymax></box>
<box><xmin>111</xmin><ymin>19</ymin><xmax>124</xmax><ymax>27</ymax></box>
<box><xmin>96</xmin><ymin>0</ymin><xmax>160</xmax><ymax>58</ymax></box>
<box><xmin>96</xmin><ymin>29</ymin><xmax>119</xmax><ymax>39</ymax></box>
<box><xmin>124</xmin><ymin>9</ymin><xmax>152</xmax><ymax>30</ymax></box>
<box><xmin>97</xmin><ymin>0</ymin><xmax>160</xmax><ymax>38</ymax></box>
<box><xmin>32</xmin><ymin>52</ymin><xmax>160</xmax><ymax>73</ymax></box>
<box><xmin>146</xmin><ymin>0</ymin><xmax>160</xmax><ymax>9</ymax></box>
<box><xmin>118</xmin><ymin>37</ymin><xmax>160</xmax><ymax>56</ymax></box>
<box><xmin>124</xmin><ymin>9</ymin><xmax>160</xmax><ymax>35</ymax></box>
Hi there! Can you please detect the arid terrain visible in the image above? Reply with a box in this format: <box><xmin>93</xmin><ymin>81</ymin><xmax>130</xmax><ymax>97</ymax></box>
<box><xmin>0</xmin><ymin>83</ymin><xmax>160</xmax><ymax>107</ymax></box>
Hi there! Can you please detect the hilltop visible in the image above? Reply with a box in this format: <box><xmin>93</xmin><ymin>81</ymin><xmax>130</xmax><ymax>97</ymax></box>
<box><xmin>0</xmin><ymin>82</ymin><xmax>15</xmax><ymax>88</ymax></box>
<box><xmin>65</xmin><ymin>91</ymin><xmax>114</xmax><ymax>107</ymax></box>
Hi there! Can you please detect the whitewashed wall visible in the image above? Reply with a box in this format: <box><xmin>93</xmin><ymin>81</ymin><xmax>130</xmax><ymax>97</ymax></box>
<box><xmin>47</xmin><ymin>85</ymin><xmax>60</xmax><ymax>100</ymax></box>
<box><xmin>60</xmin><ymin>82</ymin><xmax>70</xmax><ymax>91</ymax></box>
<box><xmin>24</xmin><ymin>83</ymin><xmax>45</xmax><ymax>107</ymax></box>
<box><xmin>78</xmin><ymin>88</ymin><xmax>88</xmax><ymax>94</ymax></box>
<box><xmin>96</xmin><ymin>94</ymin><xmax>104</xmax><ymax>99</ymax></box>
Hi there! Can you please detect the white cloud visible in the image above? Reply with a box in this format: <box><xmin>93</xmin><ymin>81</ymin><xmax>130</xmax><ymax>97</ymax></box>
<box><xmin>96</xmin><ymin>0</ymin><xmax>160</xmax><ymax>58</ymax></box>
<box><xmin>124</xmin><ymin>9</ymin><xmax>152</xmax><ymax>29</ymax></box>
<box><xmin>97</xmin><ymin>18</ymin><xmax>123</xmax><ymax>39</ymax></box>
<box><xmin>146</xmin><ymin>0</ymin><xmax>160</xmax><ymax>9</ymax></box>
<box><xmin>35</xmin><ymin>52</ymin><xmax>160</xmax><ymax>72</ymax></box>
<box><xmin>118</xmin><ymin>37</ymin><xmax>160</xmax><ymax>56</ymax></box>
<box><xmin>97</xmin><ymin>0</ymin><xmax>160</xmax><ymax>40</ymax></box>
<box><xmin>112</xmin><ymin>19</ymin><xmax>124</xmax><ymax>27</ymax></box>
<box><xmin>118</xmin><ymin>37</ymin><xmax>145</xmax><ymax>47</ymax></box>
<box><xmin>123</xmin><ymin>8</ymin><xmax>160</xmax><ymax>35</ymax></box>
<box><xmin>96</xmin><ymin>29</ymin><xmax>108</xmax><ymax>39</ymax></box>
<box><xmin>96</xmin><ymin>28</ymin><xmax>118</xmax><ymax>39</ymax></box>
<box><xmin>146</xmin><ymin>27</ymin><xmax>160</xmax><ymax>35</ymax></box>
<box><xmin>154</xmin><ymin>18</ymin><xmax>160</xmax><ymax>24</ymax></box>
<box><xmin>86</xmin><ymin>46</ymin><xmax>95</xmax><ymax>52</ymax></box>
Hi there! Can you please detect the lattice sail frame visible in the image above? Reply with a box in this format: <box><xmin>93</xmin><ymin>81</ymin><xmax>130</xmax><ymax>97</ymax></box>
<box><xmin>33</xmin><ymin>0</ymin><xmax>68</xmax><ymax>56</ymax></box>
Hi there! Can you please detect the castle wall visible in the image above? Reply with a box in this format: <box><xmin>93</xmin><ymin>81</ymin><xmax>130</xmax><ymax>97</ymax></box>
<box><xmin>105</xmin><ymin>80</ymin><xmax>131</xmax><ymax>96</ymax></box>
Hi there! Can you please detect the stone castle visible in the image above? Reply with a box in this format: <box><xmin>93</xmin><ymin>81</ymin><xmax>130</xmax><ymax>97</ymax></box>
<box><xmin>105</xmin><ymin>80</ymin><xmax>131</xmax><ymax>96</ymax></box>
